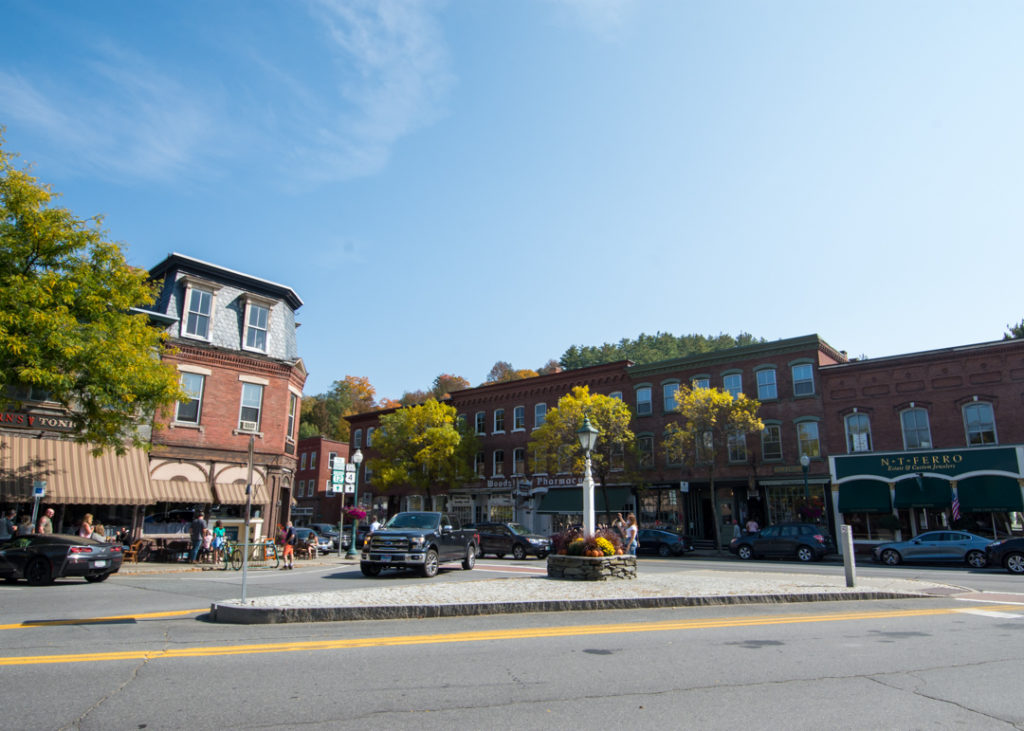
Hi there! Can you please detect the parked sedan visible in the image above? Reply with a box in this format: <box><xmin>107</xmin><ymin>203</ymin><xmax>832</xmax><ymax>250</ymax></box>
<box><xmin>730</xmin><ymin>523</ymin><xmax>836</xmax><ymax>562</ymax></box>
<box><xmin>468</xmin><ymin>522</ymin><xmax>551</xmax><ymax>559</ymax></box>
<box><xmin>637</xmin><ymin>529</ymin><xmax>694</xmax><ymax>557</ymax></box>
<box><xmin>0</xmin><ymin>534</ymin><xmax>124</xmax><ymax>585</ymax></box>
<box><xmin>307</xmin><ymin>523</ymin><xmax>341</xmax><ymax>550</ymax></box>
<box><xmin>985</xmin><ymin>537</ymin><xmax>1024</xmax><ymax>574</ymax></box>
<box><xmin>872</xmin><ymin>530</ymin><xmax>990</xmax><ymax>568</ymax></box>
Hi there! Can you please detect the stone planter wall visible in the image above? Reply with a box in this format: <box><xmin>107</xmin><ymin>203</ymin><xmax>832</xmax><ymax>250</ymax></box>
<box><xmin>547</xmin><ymin>553</ymin><xmax>637</xmax><ymax>581</ymax></box>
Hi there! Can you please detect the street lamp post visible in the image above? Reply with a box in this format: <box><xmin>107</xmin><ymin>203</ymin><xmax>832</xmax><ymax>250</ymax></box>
<box><xmin>345</xmin><ymin>449</ymin><xmax>363</xmax><ymax>558</ymax></box>
<box><xmin>576</xmin><ymin>416</ymin><xmax>599</xmax><ymax>536</ymax></box>
<box><xmin>800</xmin><ymin>454</ymin><xmax>810</xmax><ymax>500</ymax></box>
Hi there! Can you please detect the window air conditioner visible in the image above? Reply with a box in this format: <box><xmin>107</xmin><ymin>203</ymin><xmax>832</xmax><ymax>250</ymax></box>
<box><xmin>239</xmin><ymin>420</ymin><xmax>258</xmax><ymax>432</ymax></box>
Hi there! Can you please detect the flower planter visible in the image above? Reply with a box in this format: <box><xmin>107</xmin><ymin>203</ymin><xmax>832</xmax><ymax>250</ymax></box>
<box><xmin>546</xmin><ymin>553</ymin><xmax>637</xmax><ymax>581</ymax></box>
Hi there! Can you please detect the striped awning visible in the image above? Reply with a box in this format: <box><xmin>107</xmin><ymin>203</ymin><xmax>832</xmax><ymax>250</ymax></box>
<box><xmin>214</xmin><ymin>482</ymin><xmax>264</xmax><ymax>505</ymax></box>
<box><xmin>0</xmin><ymin>434</ymin><xmax>155</xmax><ymax>505</ymax></box>
<box><xmin>150</xmin><ymin>480</ymin><xmax>215</xmax><ymax>504</ymax></box>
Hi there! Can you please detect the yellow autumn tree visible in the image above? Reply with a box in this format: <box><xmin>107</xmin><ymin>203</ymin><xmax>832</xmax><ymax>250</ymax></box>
<box><xmin>662</xmin><ymin>385</ymin><xmax>763</xmax><ymax>550</ymax></box>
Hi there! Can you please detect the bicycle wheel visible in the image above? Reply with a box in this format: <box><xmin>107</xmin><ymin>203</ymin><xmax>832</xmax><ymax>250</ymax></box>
<box><xmin>230</xmin><ymin>547</ymin><xmax>243</xmax><ymax>571</ymax></box>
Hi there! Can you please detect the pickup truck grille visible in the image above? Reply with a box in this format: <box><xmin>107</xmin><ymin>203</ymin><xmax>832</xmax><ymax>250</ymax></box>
<box><xmin>369</xmin><ymin>535</ymin><xmax>410</xmax><ymax>552</ymax></box>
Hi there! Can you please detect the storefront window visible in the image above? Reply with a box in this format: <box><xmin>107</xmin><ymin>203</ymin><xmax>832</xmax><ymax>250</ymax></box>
<box><xmin>639</xmin><ymin>490</ymin><xmax>682</xmax><ymax>530</ymax></box>
<box><xmin>766</xmin><ymin>484</ymin><xmax>826</xmax><ymax>527</ymax></box>
<box><xmin>843</xmin><ymin>512</ymin><xmax>898</xmax><ymax>541</ymax></box>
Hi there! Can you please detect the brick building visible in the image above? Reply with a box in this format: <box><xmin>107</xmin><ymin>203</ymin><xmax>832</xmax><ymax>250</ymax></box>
<box><xmin>143</xmin><ymin>253</ymin><xmax>307</xmax><ymax>538</ymax></box>
<box><xmin>293</xmin><ymin>435</ymin><xmax>350</xmax><ymax>527</ymax></box>
<box><xmin>821</xmin><ymin>338</ymin><xmax>1024</xmax><ymax>546</ymax></box>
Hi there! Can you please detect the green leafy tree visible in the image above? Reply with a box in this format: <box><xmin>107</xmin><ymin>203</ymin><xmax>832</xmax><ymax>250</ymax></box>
<box><xmin>299</xmin><ymin>375</ymin><xmax>379</xmax><ymax>441</ymax></box>
<box><xmin>560</xmin><ymin>331</ymin><xmax>764</xmax><ymax>369</ymax></box>
<box><xmin>1005</xmin><ymin>319</ymin><xmax>1024</xmax><ymax>340</ymax></box>
<box><xmin>662</xmin><ymin>385</ymin><xmax>763</xmax><ymax>550</ymax></box>
<box><xmin>430</xmin><ymin>373</ymin><xmax>470</xmax><ymax>399</ymax></box>
<box><xmin>367</xmin><ymin>399</ymin><xmax>479</xmax><ymax>503</ymax></box>
<box><xmin>528</xmin><ymin>386</ymin><xmax>636</xmax><ymax>525</ymax></box>
<box><xmin>0</xmin><ymin>135</ymin><xmax>183</xmax><ymax>453</ymax></box>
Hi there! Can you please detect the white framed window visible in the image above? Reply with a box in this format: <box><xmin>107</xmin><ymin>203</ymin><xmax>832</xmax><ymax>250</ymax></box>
<box><xmin>176</xmin><ymin>372</ymin><xmax>204</xmax><ymax>424</ymax></box>
<box><xmin>300</xmin><ymin>452</ymin><xmax>307</xmax><ymax>470</ymax></box>
<box><xmin>493</xmin><ymin>449</ymin><xmax>505</xmax><ymax>475</ymax></box>
<box><xmin>663</xmin><ymin>382</ymin><xmax>679</xmax><ymax>412</ymax></box>
<box><xmin>792</xmin><ymin>363</ymin><xmax>815</xmax><ymax>397</ymax></box>
<box><xmin>964</xmin><ymin>402</ymin><xmax>997</xmax><ymax>446</ymax></box>
<box><xmin>636</xmin><ymin>386</ymin><xmax>652</xmax><ymax>416</ymax></box>
<box><xmin>353</xmin><ymin>428</ymin><xmax>363</xmax><ymax>449</ymax></box>
<box><xmin>297</xmin><ymin>479</ymin><xmax>305</xmax><ymax>497</ymax></box>
<box><xmin>307</xmin><ymin>480</ymin><xmax>316</xmax><ymax>497</ymax></box>
<box><xmin>513</xmin><ymin>448</ymin><xmax>525</xmax><ymax>475</ymax></box>
<box><xmin>727</xmin><ymin>431</ymin><xmax>747</xmax><ymax>462</ymax></box>
<box><xmin>182</xmin><ymin>283</ymin><xmax>215</xmax><ymax>340</ymax></box>
<box><xmin>692</xmin><ymin>377</ymin><xmax>710</xmax><ymax>390</ymax></box>
<box><xmin>287</xmin><ymin>392</ymin><xmax>298</xmax><ymax>440</ymax></box>
<box><xmin>901</xmin><ymin>408</ymin><xmax>932</xmax><ymax>450</ymax></box>
<box><xmin>723</xmin><ymin>373</ymin><xmax>742</xmax><ymax>399</ymax></box>
<box><xmin>244</xmin><ymin>302</ymin><xmax>270</xmax><ymax>352</ymax></box>
<box><xmin>493</xmin><ymin>408</ymin><xmax>505</xmax><ymax>433</ymax></box>
<box><xmin>845</xmin><ymin>413</ymin><xmax>872</xmax><ymax>453</ymax></box>
<box><xmin>310</xmin><ymin>451</ymin><xmax>317</xmax><ymax>470</ymax></box>
<box><xmin>475</xmin><ymin>412</ymin><xmax>485</xmax><ymax>435</ymax></box>
<box><xmin>239</xmin><ymin>383</ymin><xmax>264</xmax><ymax>430</ymax></box>
<box><xmin>796</xmin><ymin>421</ymin><xmax>820</xmax><ymax>458</ymax></box>
<box><xmin>762</xmin><ymin>424</ymin><xmax>783</xmax><ymax>461</ymax></box>
<box><xmin>756</xmin><ymin>369</ymin><xmax>777</xmax><ymax>400</ymax></box>
<box><xmin>328</xmin><ymin>452</ymin><xmax>337</xmax><ymax>469</ymax></box>
<box><xmin>475</xmin><ymin>452</ymin><xmax>485</xmax><ymax>476</ymax></box>
<box><xmin>513</xmin><ymin>406</ymin><xmax>525</xmax><ymax>431</ymax></box>
<box><xmin>366</xmin><ymin>427</ymin><xmax>375</xmax><ymax>447</ymax></box>
<box><xmin>534</xmin><ymin>403</ymin><xmax>546</xmax><ymax>428</ymax></box>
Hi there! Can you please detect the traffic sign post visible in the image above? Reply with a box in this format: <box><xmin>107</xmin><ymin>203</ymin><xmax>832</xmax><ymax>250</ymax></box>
<box><xmin>30</xmin><ymin>480</ymin><xmax>46</xmax><ymax>527</ymax></box>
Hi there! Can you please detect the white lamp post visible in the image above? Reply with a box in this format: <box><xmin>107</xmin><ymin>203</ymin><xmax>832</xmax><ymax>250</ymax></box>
<box><xmin>800</xmin><ymin>454</ymin><xmax>810</xmax><ymax>500</ymax></box>
<box><xmin>345</xmin><ymin>449</ymin><xmax>364</xmax><ymax>558</ymax></box>
<box><xmin>576</xmin><ymin>416</ymin><xmax>599</xmax><ymax>536</ymax></box>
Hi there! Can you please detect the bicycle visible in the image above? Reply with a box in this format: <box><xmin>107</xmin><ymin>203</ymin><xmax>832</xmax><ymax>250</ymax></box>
<box><xmin>221</xmin><ymin>540</ymin><xmax>280</xmax><ymax>570</ymax></box>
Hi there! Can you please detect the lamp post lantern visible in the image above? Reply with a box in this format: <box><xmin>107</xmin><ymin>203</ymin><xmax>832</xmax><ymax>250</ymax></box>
<box><xmin>800</xmin><ymin>453</ymin><xmax>810</xmax><ymax>500</ymax></box>
<box><xmin>576</xmin><ymin>416</ymin><xmax>599</xmax><ymax>536</ymax></box>
<box><xmin>345</xmin><ymin>449</ymin><xmax>364</xmax><ymax>558</ymax></box>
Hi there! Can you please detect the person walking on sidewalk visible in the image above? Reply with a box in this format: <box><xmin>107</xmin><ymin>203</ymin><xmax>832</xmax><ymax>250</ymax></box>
<box><xmin>281</xmin><ymin>520</ymin><xmax>296</xmax><ymax>569</ymax></box>
<box><xmin>189</xmin><ymin>512</ymin><xmax>206</xmax><ymax>563</ymax></box>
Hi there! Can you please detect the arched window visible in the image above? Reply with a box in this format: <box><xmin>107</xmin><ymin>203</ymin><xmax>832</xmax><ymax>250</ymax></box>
<box><xmin>844</xmin><ymin>413</ymin><xmax>872</xmax><ymax>453</ymax></box>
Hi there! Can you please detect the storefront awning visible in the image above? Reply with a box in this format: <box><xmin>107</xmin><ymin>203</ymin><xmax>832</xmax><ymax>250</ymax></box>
<box><xmin>894</xmin><ymin>477</ymin><xmax>952</xmax><ymax>509</ymax></box>
<box><xmin>957</xmin><ymin>476</ymin><xmax>1024</xmax><ymax>513</ymax></box>
<box><xmin>837</xmin><ymin>480</ymin><xmax>892</xmax><ymax>514</ymax></box>
<box><xmin>537</xmin><ymin>486</ymin><xmax>633</xmax><ymax>514</ymax></box>
<box><xmin>214</xmin><ymin>482</ymin><xmax>264</xmax><ymax>505</ymax></box>
<box><xmin>150</xmin><ymin>480</ymin><xmax>215</xmax><ymax>504</ymax></box>
<box><xmin>0</xmin><ymin>434</ymin><xmax>155</xmax><ymax>505</ymax></box>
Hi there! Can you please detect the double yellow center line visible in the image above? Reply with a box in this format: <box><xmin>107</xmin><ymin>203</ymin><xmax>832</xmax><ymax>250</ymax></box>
<box><xmin>1</xmin><ymin>604</ymin><xmax>1016</xmax><ymax>666</ymax></box>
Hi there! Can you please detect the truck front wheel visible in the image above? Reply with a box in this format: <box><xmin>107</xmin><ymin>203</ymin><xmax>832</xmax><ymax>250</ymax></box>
<box><xmin>421</xmin><ymin>549</ymin><xmax>439</xmax><ymax>578</ymax></box>
<box><xmin>462</xmin><ymin>544</ymin><xmax>476</xmax><ymax>570</ymax></box>
<box><xmin>360</xmin><ymin>562</ymin><xmax>381</xmax><ymax>577</ymax></box>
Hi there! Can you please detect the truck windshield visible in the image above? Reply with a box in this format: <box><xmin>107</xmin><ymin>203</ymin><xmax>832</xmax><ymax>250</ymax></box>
<box><xmin>385</xmin><ymin>513</ymin><xmax>439</xmax><ymax>530</ymax></box>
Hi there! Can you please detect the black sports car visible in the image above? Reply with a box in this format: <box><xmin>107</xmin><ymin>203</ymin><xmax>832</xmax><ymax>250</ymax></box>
<box><xmin>0</xmin><ymin>534</ymin><xmax>124</xmax><ymax>586</ymax></box>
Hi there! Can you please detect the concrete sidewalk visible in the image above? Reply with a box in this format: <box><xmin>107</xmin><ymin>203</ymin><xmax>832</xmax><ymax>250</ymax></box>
<box><xmin>203</xmin><ymin>558</ymin><xmax>961</xmax><ymax>625</ymax></box>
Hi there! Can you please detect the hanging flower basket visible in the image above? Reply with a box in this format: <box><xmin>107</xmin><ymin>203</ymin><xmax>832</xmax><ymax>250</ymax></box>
<box><xmin>343</xmin><ymin>507</ymin><xmax>367</xmax><ymax>521</ymax></box>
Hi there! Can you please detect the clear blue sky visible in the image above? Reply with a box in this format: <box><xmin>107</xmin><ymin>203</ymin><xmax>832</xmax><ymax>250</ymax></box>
<box><xmin>3</xmin><ymin>1</ymin><xmax>1023</xmax><ymax>401</ymax></box>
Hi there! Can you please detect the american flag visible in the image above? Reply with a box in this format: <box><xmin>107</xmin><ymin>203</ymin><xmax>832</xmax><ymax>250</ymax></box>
<box><xmin>952</xmin><ymin>494</ymin><xmax>961</xmax><ymax>521</ymax></box>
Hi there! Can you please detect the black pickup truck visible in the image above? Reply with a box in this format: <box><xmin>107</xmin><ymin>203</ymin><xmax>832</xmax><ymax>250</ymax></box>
<box><xmin>360</xmin><ymin>511</ymin><xmax>479</xmax><ymax>578</ymax></box>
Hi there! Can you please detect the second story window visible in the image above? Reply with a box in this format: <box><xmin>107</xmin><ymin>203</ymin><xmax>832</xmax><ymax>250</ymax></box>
<box><xmin>792</xmin><ymin>363</ymin><xmax>815</xmax><ymax>397</ymax></box>
<box><xmin>756</xmin><ymin>369</ymin><xmax>777</xmax><ymax>400</ymax></box>
<box><xmin>845</xmin><ymin>412</ymin><xmax>872</xmax><ymax>453</ymax></box>
<box><xmin>177</xmin><ymin>372</ymin><xmax>204</xmax><ymax>424</ymax></box>
<box><xmin>762</xmin><ymin>424</ymin><xmax>783</xmax><ymax>461</ymax></box>
<box><xmin>636</xmin><ymin>387</ymin><xmax>652</xmax><ymax>416</ymax></box>
<box><xmin>310</xmin><ymin>451</ymin><xmax>317</xmax><ymax>470</ymax></box>
<box><xmin>494</xmin><ymin>408</ymin><xmax>505</xmax><ymax>433</ymax></box>
<box><xmin>475</xmin><ymin>452</ymin><xmax>485</xmax><ymax>476</ymax></box>
<box><xmin>287</xmin><ymin>392</ymin><xmax>298</xmax><ymax>440</ymax></box>
<box><xmin>493</xmin><ymin>449</ymin><xmax>505</xmax><ymax>475</ymax></box>
<box><xmin>692</xmin><ymin>377</ymin><xmax>710</xmax><ymax>390</ymax></box>
<box><xmin>797</xmin><ymin>422</ymin><xmax>820</xmax><ymax>458</ymax></box>
<box><xmin>964</xmin><ymin>402</ymin><xmax>997</xmax><ymax>446</ymax></box>
<box><xmin>663</xmin><ymin>383</ymin><xmax>679</xmax><ymax>412</ymax></box>
<box><xmin>244</xmin><ymin>302</ymin><xmax>270</xmax><ymax>352</ymax></box>
<box><xmin>354</xmin><ymin>428</ymin><xmax>363</xmax><ymax>449</ymax></box>
<box><xmin>727</xmin><ymin>431</ymin><xmax>747</xmax><ymax>462</ymax></box>
<box><xmin>475</xmin><ymin>412</ymin><xmax>485</xmax><ymax>435</ymax></box>
<box><xmin>300</xmin><ymin>452</ymin><xmax>307</xmax><ymax>470</ymax></box>
<box><xmin>723</xmin><ymin>373</ymin><xmax>742</xmax><ymax>399</ymax></box>
<box><xmin>637</xmin><ymin>435</ymin><xmax>654</xmax><ymax>468</ymax></box>
<box><xmin>901</xmin><ymin>408</ymin><xmax>932</xmax><ymax>450</ymax></box>
<box><xmin>513</xmin><ymin>406</ymin><xmax>525</xmax><ymax>430</ymax></box>
<box><xmin>184</xmin><ymin>287</ymin><xmax>213</xmax><ymax>339</ymax></box>
<box><xmin>239</xmin><ymin>382</ymin><xmax>263</xmax><ymax>431</ymax></box>
<box><xmin>366</xmin><ymin>427</ymin><xmax>375</xmax><ymax>447</ymax></box>
<box><xmin>534</xmin><ymin>403</ymin><xmax>546</xmax><ymax>428</ymax></box>
<box><xmin>513</xmin><ymin>448</ymin><xmax>525</xmax><ymax>474</ymax></box>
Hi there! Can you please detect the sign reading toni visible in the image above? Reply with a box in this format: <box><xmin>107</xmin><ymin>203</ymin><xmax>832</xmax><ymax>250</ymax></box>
<box><xmin>0</xmin><ymin>411</ymin><xmax>76</xmax><ymax>432</ymax></box>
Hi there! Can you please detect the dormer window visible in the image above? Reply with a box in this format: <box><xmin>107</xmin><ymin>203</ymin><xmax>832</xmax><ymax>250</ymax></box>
<box><xmin>180</xmin><ymin>275</ymin><xmax>221</xmax><ymax>341</ymax></box>
<box><xmin>242</xmin><ymin>294</ymin><xmax>276</xmax><ymax>353</ymax></box>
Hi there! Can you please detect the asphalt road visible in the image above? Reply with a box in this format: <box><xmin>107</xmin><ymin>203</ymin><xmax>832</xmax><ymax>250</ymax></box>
<box><xmin>2</xmin><ymin>557</ymin><xmax>1022</xmax><ymax>730</ymax></box>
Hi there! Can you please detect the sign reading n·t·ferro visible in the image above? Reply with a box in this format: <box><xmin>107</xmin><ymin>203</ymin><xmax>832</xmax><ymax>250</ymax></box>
<box><xmin>833</xmin><ymin>446</ymin><xmax>1021</xmax><ymax>481</ymax></box>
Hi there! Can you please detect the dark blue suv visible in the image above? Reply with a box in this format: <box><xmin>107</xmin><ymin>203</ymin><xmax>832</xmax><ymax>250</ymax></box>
<box><xmin>729</xmin><ymin>522</ymin><xmax>836</xmax><ymax>562</ymax></box>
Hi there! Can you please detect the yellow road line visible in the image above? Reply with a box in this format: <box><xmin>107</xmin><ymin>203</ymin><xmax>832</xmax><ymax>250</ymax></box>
<box><xmin>0</xmin><ymin>608</ymin><xmax>206</xmax><ymax>630</ymax></box>
<box><xmin>1</xmin><ymin>604</ymin><xmax>1017</xmax><ymax>667</ymax></box>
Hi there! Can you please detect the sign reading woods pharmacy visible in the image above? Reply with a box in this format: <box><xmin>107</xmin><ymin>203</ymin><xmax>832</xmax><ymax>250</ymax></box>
<box><xmin>832</xmin><ymin>446</ymin><xmax>1023</xmax><ymax>482</ymax></box>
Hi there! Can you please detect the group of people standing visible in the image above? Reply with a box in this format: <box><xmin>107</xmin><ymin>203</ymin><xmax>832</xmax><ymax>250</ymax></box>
<box><xmin>0</xmin><ymin>507</ymin><xmax>56</xmax><ymax>540</ymax></box>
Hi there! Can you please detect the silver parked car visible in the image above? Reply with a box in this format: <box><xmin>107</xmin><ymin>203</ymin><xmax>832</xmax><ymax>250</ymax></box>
<box><xmin>872</xmin><ymin>530</ymin><xmax>991</xmax><ymax>568</ymax></box>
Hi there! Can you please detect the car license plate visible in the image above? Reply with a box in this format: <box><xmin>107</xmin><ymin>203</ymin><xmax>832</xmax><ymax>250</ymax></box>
<box><xmin>92</xmin><ymin>560</ymin><xmax>108</xmax><ymax>568</ymax></box>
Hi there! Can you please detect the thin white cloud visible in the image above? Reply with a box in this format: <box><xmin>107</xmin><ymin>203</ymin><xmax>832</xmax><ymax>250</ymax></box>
<box><xmin>543</xmin><ymin>0</ymin><xmax>634</xmax><ymax>40</ymax></box>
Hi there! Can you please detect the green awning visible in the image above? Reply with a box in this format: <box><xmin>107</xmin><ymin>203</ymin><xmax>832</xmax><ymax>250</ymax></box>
<box><xmin>894</xmin><ymin>477</ymin><xmax>952</xmax><ymax>509</ymax></box>
<box><xmin>537</xmin><ymin>486</ymin><xmax>633</xmax><ymax>514</ymax></box>
<box><xmin>837</xmin><ymin>480</ymin><xmax>892</xmax><ymax>514</ymax></box>
<box><xmin>957</xmin><ymin>476</ymin><xmax>1024</xmax><ymax>513</ymax></box>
